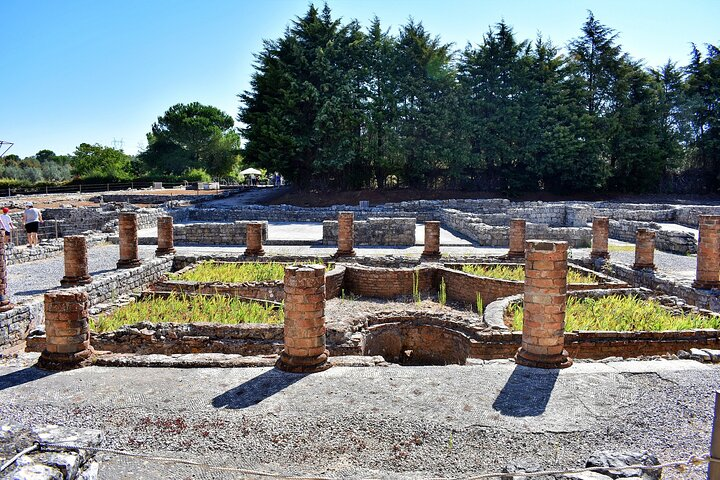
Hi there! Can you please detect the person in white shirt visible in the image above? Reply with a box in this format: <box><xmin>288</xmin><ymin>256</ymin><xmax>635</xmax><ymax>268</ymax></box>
<box><xmin>0</xmin><ymin>207</ymin><xmax>14</xmax><ymax>246</ymax></box>
<box><xmin>22</xmin><ymin>202</ymin><xmax>43</xmax><ymax>248</ymax></box>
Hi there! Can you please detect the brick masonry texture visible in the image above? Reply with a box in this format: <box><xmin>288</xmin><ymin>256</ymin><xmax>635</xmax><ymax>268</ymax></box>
<box><xmin>39</xmin><ymin>289</ymin><xmax>93</xmax><ymax>369</ymax></box>
<box><xmin>276</xmin><ymin>264</ymin><xmax>331</xmax><ymax>372</ymax></box>
<box><xmin>591</xmin><ymin>217</ymin><xmax>610</xmax><ymax>259</ymax></box>
<box><xmin>60</xmin><ymin>235</ymin><xmax>92</xmax><ymax>287</ymax></box>
<box><xmin>633</xmin><ymin>228</ymin><xmax>656</xmax><ymax>270</ymax></box>
<box><xmin>335</xmin><ymin>212</ymin><xmax>356</xmax><ymax>255</ymax></box>
<box><xmin>422</xmin><ymin>221</ymin><xmax>441</xmax><ymax>258</ymax></box>
<box><xmin>694</xmin><ymin>215</ymin><xmax>720</xmax><ymax>289</ymax></box>
<box><xmin>117</xmin><ymin>212</ymin><xmax>141</xmax><ymax>269</ymax></box>
<box><xmin>156</xmin><ymin>216</ymin><xmax>175</xmax><ymax>256</ymax></box>
<box><xmin>507</xmin><ymin>219</ymin><xmax>526</xmax><ymax>257</ymax></box>
<box><xmin>515</xmin><ymin>240</ymin><xmax>573</xmax><ymax>369</ymax></box>
<box><xmin>244</xmin><ymin>222</ymin><xmax>265</xmax><ymax>255</ymax></box>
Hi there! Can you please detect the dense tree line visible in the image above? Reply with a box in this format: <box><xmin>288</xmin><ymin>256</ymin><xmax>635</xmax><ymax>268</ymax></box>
<box><xmin>240</xmin><ymin>5</ymin><xmax>720</xmax><ymax>193</ymax></box>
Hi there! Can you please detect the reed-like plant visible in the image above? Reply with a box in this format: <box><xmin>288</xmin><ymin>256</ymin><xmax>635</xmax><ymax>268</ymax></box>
<box><xmin>507</xmin><ymin>295</ymin><xmax>719</xmax><ymax>332</ymax></box>
<box><xmin>438</xmin><ymin>278</ymin><xmax>447</xmax><ymax>306</ymax></box>
<box><xmin>413</xmin><ymin>269</ymin><xmax>421</xmax><ymax>304</ymax></box>
<box><xmin>170</xmin><ymin>260</ymin><xmax>329</xmax><ymax>283</ymax></box>
<box><xmin>476</xmin><ymin>293</ymin><xmax>483</xmax><ymax>314</ymax></box>
<box><xmin>461</xmin><ymin>264</ymin><xmax>595</xmax><ymax>284</ymax></box>
<box><xmin>90</xmin><ymin>294</ymin><xmax>282</xmax><ymax>332</ymax></box>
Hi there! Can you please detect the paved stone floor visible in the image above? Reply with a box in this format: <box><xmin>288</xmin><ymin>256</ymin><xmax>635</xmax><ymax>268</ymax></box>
<box><xmin>0</xmin><ymin>356</ymin><xmax>715</xmax><ymax>479</ymax></box>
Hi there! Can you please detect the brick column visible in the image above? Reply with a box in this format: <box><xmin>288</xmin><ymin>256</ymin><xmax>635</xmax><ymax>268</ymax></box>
<box><xmin>421</xmin><ymin>221</ymin><xmax>441</xmax><ymax>259</ymax></box>
<box><xmin>244</xmin><ymin>222</ymin><xmax>265</xmax><ymax>256</ymax></box>
<box><xmin>515</xmin><ymin>240</ymin><xmax>573</xmax><ymax>369</ymax></box>
<box><xmin>694</xmin><ymin>215</ymin><xmax>720</xmax><ymax>290</ymax></box>
<box><xmin>155</xmin><ymin>216</ymin><xmax>176</xmax><ymax>256</ymax></box>
<box><xmin>335</xmin><ymin>212</ymin><xmax>356</xmax><ymax>257</ymax></box>
<box><xmin>590</xmin><ymin>216</ymin><xmax>610</xmax><ymax>260</ymax></box>
<box><xmin>0</xmin><ymin>240</ymin><xmax>13</xmax><ymax>312</ymax></box>
<box><xmin>60</xmin><ymin>236</ymin><xmax>92</xmax><ymax>287</ymax></box>
<box><xmin>38</xmin><ymin>289</ymin><xmax>93</xmax><ymax>370</ymax></box>
<box><xmin>507</xmin><ymin>218</ymin><xmax>526</xmax><ymax>258</ymax></box>
<box><xmin>117</xmin><ymin>212</ymin><xmax>141</xmax><ymax>269</ymax></box>
<box><xmin>632</xmin><ymin>228</ymin><xmax>656</xmax><ymax>270</ymax></box>
<box><xmin>276</xmin><ymin>264</ymin><xmax>331</xmax><ymax>373</ymax></box>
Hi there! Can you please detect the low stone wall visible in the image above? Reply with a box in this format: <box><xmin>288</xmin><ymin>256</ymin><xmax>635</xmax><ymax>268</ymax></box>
<box><xmin>91</xmin><ymin>321</ymin><xmax>284</xmax><ymax>355</ymax></box>
<box><xmin>183</xmin><ymin>205</ymin><xmax>425</xmax><ymax>223</ymax></box>
<box><xmin>173</xmin><ymin>221</ymin><xmax>269</xmax><ymax>246</ymax></box>
<box><xmin>438</xmin><ymin>267</ymin><xmax>522</xmax><ymax>307</ymax></box>
<box><xmin>609</xmin><ymin>219</ymin><xmax>697</xmax><ymax>255</ymax></box>
<box><xmin>322</xmin><ymin>217</ymin><xmax>416</xmax><ymax>246</ymax></box>
<box><xmin>325</xmin><ymin>265</ymin><xmax>345</xmax><ymax>299</ymax></box>
<box><xmin>0</xmin><ymin>299</ymin><xmax>43</xmax><ymax>348</ymax></box>
<box><xmin>440</xmin><ymin>209</ymin><xmax>591</xmax><ymax>247</ymax></box>
<box><xmin>153</xmin><ymin>279</ymin><xmax>284</xmax><ymax>301</ymax></box>
<box><xmin>343</xmin><ymin>265</ymin><xmax>435</xmax><ymax>298</ymax></box>
<box><xmin>98</xmin><ymin>190</ymin><xmax>230</xmax><ymax>205</ymax></box>
<box><xmin>469</xmin><ymin>329</ymin><xmax>720</xmax><ymax>360</ymax></box>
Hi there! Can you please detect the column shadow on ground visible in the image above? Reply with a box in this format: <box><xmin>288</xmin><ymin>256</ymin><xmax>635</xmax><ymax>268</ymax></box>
<box><xmin>492</xmin><ymin>365</ymin><xmax>559</xmax><ymax>417</ymax></box>
<box><xmin>212</xmin><ymin>368</ymin><xmax>307</xmax><ymax>409</ymax></box>
<box><xmin>0</xmin><ymin>367</ymin><xmax>55</xmax><ymax>391</ymax></box>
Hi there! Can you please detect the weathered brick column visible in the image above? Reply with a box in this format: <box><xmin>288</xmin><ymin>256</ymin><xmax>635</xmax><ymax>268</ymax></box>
<box><xmin>335</xmin><ymin>212</ymin><xmax>356</xmax><ymax>257</ymax></box>
<box><xmin>590</xmin><ymin>216</ymin><xmax>610</xmax><ymax>260</ymax></box>
<box><xmin>0</xmin><ymin>240</ymin><xmax>13</xmax><ymax>312</ymax></box>
<box><xmin>507</xmin><ymin>218</ymin><xmax>526</xmax><ymax>258</ymax></box>
<box><xmin>117</xmin><ymin>212</ymin><xmax>141</xmax><ymax>269</ymax></box>
<box><xmin>155</xmin><ymin>216</ymin><xmax>176</xmax><ymax>256</ymax></box>
<box><xmin>60</xmin><ymin>236</ymin><xmax>92</xmax><ymax>287</ymax></box>
<box><xmin>515</xmin><ymin>240</ymin><xmax>573</xmax><ymax>369</ymax></box>
<box><xmin>276</xmin><ymin>264</ymin><xmax>331</xmax><ymax>373</ymax></box>
<box><xmin>694</xmin><ymin>215</ymin><xmax>720</xmax><ymax>290</ymax></box>
<box><xmin>421</xmin><ymin>221</ymin><xmax>441</xmax><ymax>259</ymax></box>
<box><xmin>244</xmin><ymin>222</ymin><xmax>265</xmax><ymax>256</ymax></box>
<box><xmin>38</xmin><ymin>289</ymin><xmax>93</xmax><ymax>370</ymax></box>
<box><xmin>632</xmin><ymin>228</ymin><xmax>656</xmax><ymax>270</ymax></box>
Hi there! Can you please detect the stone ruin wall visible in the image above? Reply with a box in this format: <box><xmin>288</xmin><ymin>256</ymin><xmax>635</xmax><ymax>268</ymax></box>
<box><xmin>322</xmin><ymin>217</ymin><xmax>416</xmax><ymax>246</ymax></box>
<box><xmin>172</xmin><ymin>221</ymin><xmax>269</xmax><ymax>246</ymax></box>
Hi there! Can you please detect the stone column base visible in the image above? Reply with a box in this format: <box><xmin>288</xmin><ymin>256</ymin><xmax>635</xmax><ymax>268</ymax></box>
<box><xmin>590</xmin><ymin>252</ymin><xmax>610</xmax><ymax>260</ymax></box>
<box><xmin>693</xmin><ymin>280</ymin><xmax>720</xmax><ymax>290</ymax></box>
<box><xmin>632</xmin><ymin>263</ymin><xmax>656</xmax><ymax>271</ymax></box>
<box><xmin>505</xmin><ymin>251</ymin><xmax>525</xmax><ymax>259</ymax></box>
<box><xmin>60</xmin><ymin>275</ymin><xmax>92</xmax><ymax>287</ymax></box>
<box><xmin>420</xmin><ymin>252</ymin><xmax>441</xmax><ymax>261</ymax></box>
<box><xmin>334</xmin><ymin>249</ymin><xmax>355</xmax><ymax>258</ymax></box>
<box><xmin>515</xmin><ymin>347</ymin><xmax>573</xmax><ymax>369</ymax></box>
<box><xmin>244</xmin><ymin>248</ymin><xmax>265</xmax><ymax>256</ymax></box>
<box><xmin>116</xmin><ymin>258</ymin><xmax>141</xmax><ymax>269</ymax></box>
<box><xmin>38</xmin><ymin>348</ymin><xmax>94</xmax><ymax>371</ymax></box>
<box><xmin>155</xmin><ymin>247</ymin><xmax>176</xmax><ymax>257</ymax></box>
<box><xmin>275</xmin><ymin>350</ymin><xmax>331</xmax><ymax>373</ymax></box>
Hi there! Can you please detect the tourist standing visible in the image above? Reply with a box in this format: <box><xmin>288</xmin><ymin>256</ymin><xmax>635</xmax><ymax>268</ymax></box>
<box><xmin>0</xmin><ymin>207</ymin><xmax>14</xmax><ymax>246</ymax></box>
<box><xmin>22</xmin><ymin>202</ymin><xmax>43</xmax><ymax>248</ymax></box>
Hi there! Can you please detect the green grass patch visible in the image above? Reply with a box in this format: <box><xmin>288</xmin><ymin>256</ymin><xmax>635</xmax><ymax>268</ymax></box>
<box><xmin>170</xmin><ymin>260</ymin><xmax>329</xmax><ymax>283</ymax></box>
<box><xmin>507</xmin><ymin>295</ymin><xmax>718</xmax><ymax>331</ymax></box>
<box><xmin>608</xmin><ymin>244</ymin><xmax>635</xmax><ymax>252</ymax></box>
<box><xmin>90</xmin><ymin>294</ymin><xmax>282</xmax><ymax>332</ymax></box>
<box><xmin>460</xmin><ymin>264</ymin><xmax>595</xmax><ymax>284</ymax></box>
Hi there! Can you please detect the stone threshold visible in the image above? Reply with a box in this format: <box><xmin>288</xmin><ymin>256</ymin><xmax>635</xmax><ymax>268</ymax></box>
<box><xmin>92</xmin><ymin>352</ymin><xmax>387</xmax><ymax>368</ymax></box>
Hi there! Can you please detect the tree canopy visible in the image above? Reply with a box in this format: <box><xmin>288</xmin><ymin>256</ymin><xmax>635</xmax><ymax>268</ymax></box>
<box><xmin>140</xmin><ymin>102</ymin><xmax>241</xmax><ymax>177</ymax></box>
<box><xmin>239</xmin><ymin>5</ymin><xmax>720</xmax><ymax>193</ymax></box>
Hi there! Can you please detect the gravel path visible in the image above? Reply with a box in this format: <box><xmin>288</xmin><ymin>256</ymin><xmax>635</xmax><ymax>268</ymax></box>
<box><xmin>0</xmin><ymin>356</ymin><xmax>715</xmax><ymax>479</ymax></box>
<box><xmin>6</xmin><ymin>244</ymin><xmax>156</xmax><ymax>302</ymax></box>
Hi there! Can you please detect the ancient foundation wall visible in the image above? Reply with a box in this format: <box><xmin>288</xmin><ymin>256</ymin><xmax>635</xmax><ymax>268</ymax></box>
<box><xmin>322</xmin><ymin>217</ymin><xmax>416</xmax><ymax>246</ymax></box>
<box><xmin>173</xmin><ymin>221</ymin><xmax>269</xmax><ymax>246</ymax></box>
<box><xmin>609</xmin><ymin>219</ymin><xmax>696</xmax><ymax>254</ymax></box>
<box><xmin>342</xmin><ymin>265</ymin><xmax>435</xmax><ymax>298</ymax></box>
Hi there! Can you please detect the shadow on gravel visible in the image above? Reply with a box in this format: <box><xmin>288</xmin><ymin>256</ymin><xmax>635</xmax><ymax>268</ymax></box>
<box><xmin>212</xmin><ymin>368</ymin><xmax>307</xmax><ymax>409</ymax></box>
<box><xmin>492</xmin><ymin>365</ymin><xmax>559</xmax><ymax>417</ymax></box>
<box><xmin>12</xmin><ymin>289</ymin><xmax>51</xmax><ymax>297</ymax></box>
<box><xmin>0</xmin><ymin>367</ymin><xmax>55</xmax><ymax>391</ymax></box>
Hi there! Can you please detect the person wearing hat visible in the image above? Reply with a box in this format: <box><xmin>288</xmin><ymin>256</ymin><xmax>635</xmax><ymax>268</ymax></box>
<box><xmin>0</xmin><ymin>207</ymin><xmax>14</xmax><ymax>246</ymax></box>
<box><xmin>22</xmin><ymin>202</ymin><xmax>43</xmax><ymax>248</ymax></box>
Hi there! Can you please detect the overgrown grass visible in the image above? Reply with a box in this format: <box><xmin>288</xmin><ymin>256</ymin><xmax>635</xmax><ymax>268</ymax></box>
<box><xmin>507</xmin><ymin>295</ymin><xmax>719</xmax><ymax>331</ymax></box>
<box><xmin>460</xmin><ymin>264</ymin><xmax>595</xmax><ymax>284</ymax></box>
<box><xmin>170</xmin><ymin>260</ymin><xmax>329</xmax><ymax>283</ymax></box>
<box><xmin>90</xmin><ymin>294</ymin><xmax>282</xmax><ymax>332</ymax></box>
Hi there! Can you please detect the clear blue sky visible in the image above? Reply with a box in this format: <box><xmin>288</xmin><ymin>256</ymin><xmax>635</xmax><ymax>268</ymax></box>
<box><xmin>2</xmin><ymin>0</ymin><xmax>718</xmax><ymax>158</ymax></box>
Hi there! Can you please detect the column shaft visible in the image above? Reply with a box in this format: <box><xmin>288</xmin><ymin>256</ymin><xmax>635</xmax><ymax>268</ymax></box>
<box><xmin>117</xmin><ymin>212</ymin><xmax>141</xmax><ymax>268</ymax></box>
<box><xmin>61</xmin><ymin>236</ymin><xmax>92</xmax><ymax>286</ymax></box>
